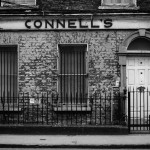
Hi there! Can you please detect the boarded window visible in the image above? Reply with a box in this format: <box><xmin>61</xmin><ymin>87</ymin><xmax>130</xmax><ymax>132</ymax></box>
<box><xmin>59</xmin><ymin>45</ymin><xmax>88</xmax><ymax>104</ymax></box>
<box><xmin>0</xmin><ymin>46</ymin><xmax>18</xmax><ymax>101</ymax></box>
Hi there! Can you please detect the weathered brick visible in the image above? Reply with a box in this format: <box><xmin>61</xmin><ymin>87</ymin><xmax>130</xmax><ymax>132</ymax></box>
<box><xmin>36</xmin><ymin>0</ymin><xmax>150</xmax><ymax>11</ymax></box>
<box><xmin>0</xmin><ymin>31</ymin><xmax>132</xmax><ymax>96</ymax></box>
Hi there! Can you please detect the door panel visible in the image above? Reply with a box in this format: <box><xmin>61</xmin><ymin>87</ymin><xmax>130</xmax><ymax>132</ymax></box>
<box><xmin>127</xmin><ymin>57</ymin><xmax>150</xmax><ymax>89</ymax></box>
<box><xmin>137</xmin><ymin>58</ymin><xmax>145</xmax><ymax>66</ymax></box>
<box><xmin>128</xmin><ymin>69</ymin><xmax>135</xmax><ymax>85</ymax></box>
<box><xmin>148</xmin><ymin>70</ymin><xmax>150</xmax><ymax>84</ymax></box>
<box><xmin>128</xmin><ymin>58</ymin><xmax>135</xmax><ymax>66</ymax></box>
<box><xmin>138</xmin><ymin>70</ymin><xmax>145</xmax><ymax>85</ymax></box>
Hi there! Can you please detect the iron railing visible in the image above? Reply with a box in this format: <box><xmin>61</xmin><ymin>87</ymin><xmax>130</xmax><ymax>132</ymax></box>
<box><xmin>128</xmin><ymin>88</ymin><xmax>150</xmax><ymax>132</ymax></box>
<box><xmin>0</xmin><ymin>92</ymin><xmax>126</xmax><ymax>126</ymax></box>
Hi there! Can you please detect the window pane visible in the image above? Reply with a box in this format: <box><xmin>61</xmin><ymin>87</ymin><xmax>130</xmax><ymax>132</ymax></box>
<box><xmin>117</xmin><ymin>0</ymin><xmax>122</xmax><ymax>3</ymax></box>
<box><xmin>103</xmin><ymin>0</ymin><xmax>132</xmax><ymax>4</ymax></box>
<box><xmin>59</xmin><ymin>45</ymin><xmax>87</xmax><ymax>103</ymax></box>
<box><xmin>5</xmin><ymin>0</ymin><xmax>36</xmax><ymax>5</ymax></box>
<box><xmin>104</xmin><ymin>0</ymin><xmax>111</xmax><ymax>4</ymax></box>
<box><xmin>128</xmin><ymin>38</ymin><xmax>150</xmax><ymax>50</ymax></box>
<box><xmin>60</xmin><ymin>46</ymin><xmax>86</xmax><ymax>74</ymax></box>
<box><xmin>124</xmin><ymin>0</ymin><xmax>130</xmax><ymax>3</ymax></box>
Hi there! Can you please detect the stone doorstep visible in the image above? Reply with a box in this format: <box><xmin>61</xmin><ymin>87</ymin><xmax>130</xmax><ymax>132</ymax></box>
<box><xmin>0</xmin><ymin>125</ymin><xmax>128</xmax><ymax>135</ymax></box>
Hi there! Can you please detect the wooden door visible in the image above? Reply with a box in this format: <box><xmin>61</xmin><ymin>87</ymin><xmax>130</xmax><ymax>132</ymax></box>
<box><xmin>127</xmin><ymin>57</ymin><xmax>150</xmax><ymax>127</ymax></box>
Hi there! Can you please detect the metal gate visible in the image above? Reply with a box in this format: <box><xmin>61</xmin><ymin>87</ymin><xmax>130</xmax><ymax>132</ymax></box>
<box><xmin>128</xmin><ymin>87</ymin><xmax>150</xmax><ymax>133</ymax></box>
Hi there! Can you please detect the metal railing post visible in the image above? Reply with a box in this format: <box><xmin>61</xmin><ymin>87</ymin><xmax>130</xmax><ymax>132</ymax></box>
<box><xmin>128</xmin><ymin>90</ymin><xmax>131</xmax><ymax>133</ymax></box>
<box><xmin>46</xmin><ymin>92</ymin><xmax>48</xmax><ymax>125</ymax></box>
<box><xmin>149</xmin><ymin>115</ymin><xmax>150</xmax><ymax>131</ymax></box>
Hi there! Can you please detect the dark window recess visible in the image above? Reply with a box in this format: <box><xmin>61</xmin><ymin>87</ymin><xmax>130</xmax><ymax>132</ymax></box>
<box><xmin>59</xmin><ymin>45</ymin><xmax>87</xmax><ymax>104</ymax></box>
<box><xmin>0</xmin><ymin>46</ymin><xmax>18</xmax><ymax>102</ymax></box>
<box><xmin>128</xmin><ymin>37</ymin><xmax>150</xmax><ymax>50</ymax></box>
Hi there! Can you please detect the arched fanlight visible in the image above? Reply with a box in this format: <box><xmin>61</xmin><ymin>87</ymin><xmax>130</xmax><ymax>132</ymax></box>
<box><xmin>128</xmin><ymin>37</ymin><xmax>150</xmax><ymax>50</ymax></box>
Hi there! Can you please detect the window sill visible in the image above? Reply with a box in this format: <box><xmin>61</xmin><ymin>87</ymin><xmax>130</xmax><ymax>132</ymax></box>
<box><xmin>0</xmin><ymin>5</ymin><xmax>38</xmax><ymax>10</ymax></box>
<box><xmin>53</xmin><ymin>105</ymin><xmax>91</xmax><ymax>112</ymax></box>
<box><xmin>98</xmin><ymin>5</ymin><xmax>139</xmax><ymax>10</ymax></box>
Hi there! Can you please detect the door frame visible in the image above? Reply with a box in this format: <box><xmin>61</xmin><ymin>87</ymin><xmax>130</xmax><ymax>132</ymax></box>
<box><xmin>118</xmin><ymin>29</ymin><xmax>150</xmax><ymax>132</ymax></box>
<box><xmin>118</xmin><ymin>29</ymin><xmax>150</xmax><ymax>92</ymax></box>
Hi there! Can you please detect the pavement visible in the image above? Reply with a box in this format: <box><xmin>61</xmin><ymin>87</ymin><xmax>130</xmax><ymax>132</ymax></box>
<box><xmin>0</xmin><ymin>134</ymin><xmax>150</xmax><ymax>148</ymax></box>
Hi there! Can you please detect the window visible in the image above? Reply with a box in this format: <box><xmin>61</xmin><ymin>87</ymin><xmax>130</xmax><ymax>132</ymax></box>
<box><xmin>58</xmin><ymin>44</ymin><xmax>88</xmax><ymax>104</ymax></box>
<box><xmin>1</xmin><ymin>0</ymin><xmax>36</xmax><ymax>6</ymax></box>
<box><xmin>128</xmin><ymin>37</ymin><xmax>150</xmax><ymax>50</ymax></box>
<box><xmin>0</xmin><ymin>46</ymin><xmax>18</xmax><ymax>101</ymax></box>
<box><xmin>102</xmin><ymin>0</ymin><xmax>136</xmax><ymax>6</ymax></box>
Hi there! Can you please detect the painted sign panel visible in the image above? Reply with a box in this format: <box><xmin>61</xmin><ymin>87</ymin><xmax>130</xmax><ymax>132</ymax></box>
<box><xmin>25</xmin><ymin>19</ymin><xmax>112</xmax><ymax>29</ymax></box>
<box><xmin>0</xmin><ymin>18</ymin><xmax>150</xmax><ymax>30</ymax></box>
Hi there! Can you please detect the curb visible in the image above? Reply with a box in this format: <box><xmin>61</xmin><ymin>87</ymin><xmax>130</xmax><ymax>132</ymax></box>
<box><xmin>0</xmin><ymin>144</ymin><xmax>150</xmax><ymax>148</ymax></box>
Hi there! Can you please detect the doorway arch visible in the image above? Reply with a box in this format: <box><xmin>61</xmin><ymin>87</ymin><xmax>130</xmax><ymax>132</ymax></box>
<box><xmin>118</xmin><ymin>29</ymin><xmax>150</xmax><ymax>91</ymax></box>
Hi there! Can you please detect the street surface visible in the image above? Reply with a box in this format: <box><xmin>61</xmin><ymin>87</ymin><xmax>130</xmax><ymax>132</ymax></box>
<box><xmin>0</xmin><ymin>148</ymin><xmax>149</xmax><ymax>150</ymax></box>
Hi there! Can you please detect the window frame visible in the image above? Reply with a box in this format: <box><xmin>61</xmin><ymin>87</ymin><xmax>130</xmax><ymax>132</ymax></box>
<box><xmin>101</xmin><ymin>0</ymin><xmax>137</xmax><ymax>6</ymax></box>
<box><xmin>0</xmin><ymin>45</ymin><xmax>18</xmax><ymax>102</ymax></box>
<box><xmin>57</xmin><ymin>43</ymin><xmax>89</xmax><ymax>105</ymax></box>
<box><xmin>1</xmin><ymin>0</ymin><xmax>36</xmax><ymax>6</ymax></box>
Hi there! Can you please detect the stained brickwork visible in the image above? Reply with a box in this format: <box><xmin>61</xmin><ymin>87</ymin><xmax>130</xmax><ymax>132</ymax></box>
<box><xmin>0</xmin><ymin>31</ymin><xmax>132</xmax><ymax>96</ymax></box>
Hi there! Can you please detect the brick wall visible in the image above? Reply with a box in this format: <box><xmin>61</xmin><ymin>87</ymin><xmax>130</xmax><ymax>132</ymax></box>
<box><xmin>37</xmin><ymin>0</ymin><xmax>101</xmax><ymax>10</ymax></box>
<box><xmin>37</xmin><ymin>0</ymin><xmax>150</xmax><ymax>11</ymax></box>
<box><xmin>137</xmin><ymin>0</ymin><xmax>150</xmax><ymax>10</ymax></box>
<box><xmin>0</xmin><ymin>31</ymin><xmax>132</xmax><ymax>96</ymax></box>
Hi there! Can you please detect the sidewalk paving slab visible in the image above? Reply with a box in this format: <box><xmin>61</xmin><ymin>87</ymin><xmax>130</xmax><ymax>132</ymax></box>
<box><xmin>0</xmin><ymin>134</ymin><xmax>150</xmax><ymax>148</ymax></box>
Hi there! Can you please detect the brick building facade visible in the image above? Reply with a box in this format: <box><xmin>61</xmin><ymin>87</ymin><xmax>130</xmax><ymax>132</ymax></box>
<box><xmin>0</xmin><ymin>0</ymin><xmax>150</xmax><ymax>133</ymax></box>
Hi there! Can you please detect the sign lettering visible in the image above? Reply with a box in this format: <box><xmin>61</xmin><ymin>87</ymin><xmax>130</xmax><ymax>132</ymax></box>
<box><xmin>25</xmin><ymin>18</ymin><xmax>113</xmax><ymax>29</ymax></box>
